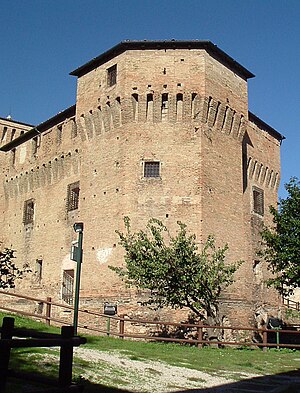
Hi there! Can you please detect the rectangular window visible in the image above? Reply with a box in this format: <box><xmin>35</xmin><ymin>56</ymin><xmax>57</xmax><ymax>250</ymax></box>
<box><xmin>107</xmin><ymin>64</ymin><xmax>117</xmax><ymax>87</ymax></box>
<box><xmin>144</xmin><ymin>161</ymin><xmax>160</xmax><ymax>178</ymax></box>
<box><xmin>23</xmin><ymin>199</ymin><xmax>35</xmax><ymax>224</ymax></box>
<box><xmin>253</xmin><ymin>187</ymin><xmax>264</xmax><ymax>216</ymax></box>
<box><xmin>67</xmin><ymin>181</ymin><xmax>80</xmax><ymax>211</ymax></box>
<box><xmin>62</xmin><ymin>269</ymin><xmax>74</xmax><ymax>305</ymax></box>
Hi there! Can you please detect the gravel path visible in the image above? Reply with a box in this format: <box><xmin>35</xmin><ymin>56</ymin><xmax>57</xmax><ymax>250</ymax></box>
<box><xmin>73</xmin><ymin>347</ymin><xmax>258</xmax><ymax>392</ymax></box>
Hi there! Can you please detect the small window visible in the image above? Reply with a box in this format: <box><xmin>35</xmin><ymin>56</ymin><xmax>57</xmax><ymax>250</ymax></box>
<box><xmin>62</xmin><ymin>269</ymin><xmax>74</xmax><ymax>305</ymax></box>
<box><xmin>253</xmin><ymin>187</ymin><xmax>264</xmax><ymax>216</ymax></box>
<box><xmin>107</xmin><ymin>64</ymin><xmax>117</xmax><ymax>87</ymax></box>
<box><xmin>23</xmin><ymin>199</ymin><xmax>35</xmax><ymax>224</ymax></box>
<box><xmin>67</xmin><ymin>181</ymin><xmax>80</xmax><ymax>211</ymax></box>
<box><xmin>144</xmin><ymin>161</ymin><xmax>160</xmax><ymax>178</ymax></box>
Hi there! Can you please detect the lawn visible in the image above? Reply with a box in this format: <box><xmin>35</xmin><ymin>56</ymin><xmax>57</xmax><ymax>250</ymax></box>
<box><xmin>1</xmin><ymin>312</ymin><xmax>300</xmax><ymax>392</ymax></box>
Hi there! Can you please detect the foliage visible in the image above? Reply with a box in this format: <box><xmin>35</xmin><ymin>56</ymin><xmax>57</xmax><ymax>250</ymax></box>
<box><xmin>0</xmin><ymin>248</ymin><xmax>30</xmax><ymax>289</ymax></box>
<box><xmin>260</xmin><ymin>177</ymin><xmax>300</xmax><ymax>296</ymax></box>
<box><xmin>110</xmin><ymin>217</ymin><xmax>241</xmax><ymax>320</ymax></box>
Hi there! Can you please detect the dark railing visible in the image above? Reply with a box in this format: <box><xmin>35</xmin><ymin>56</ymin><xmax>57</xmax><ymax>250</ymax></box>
<box><xmin>0</xmin><ymin>316</ymin><xmax>86</xmax><ymax>393</ymax></box>
<box><xmin>1</xmin><ymin>290</ymin><xmax>300</xmax><ymax>351</ymax></box>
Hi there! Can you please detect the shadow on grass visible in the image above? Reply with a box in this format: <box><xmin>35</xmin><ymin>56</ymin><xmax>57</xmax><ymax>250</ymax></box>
<box><xmin>6</xmin><ymin>369</ymin><xmax>300</xmax><ymax>393</ymax></box>
<box><xmin>170</xmin><ymin>369</ymin><xmax>300</xmax><ymax>393</ymax></box>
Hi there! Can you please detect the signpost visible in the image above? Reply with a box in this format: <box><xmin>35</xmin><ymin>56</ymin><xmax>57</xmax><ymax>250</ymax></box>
<box><xmin>70</xmin><ymin>223</ymin><xmax>84</xmax><ymax>335</ymax></box>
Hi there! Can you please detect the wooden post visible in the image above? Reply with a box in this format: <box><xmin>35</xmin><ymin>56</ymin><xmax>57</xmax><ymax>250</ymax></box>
<box><xmin>59</xmin><ymin>326</ymin><xmax>74</xmax><ymax>388</ymax></box>
<box><xmin>197</xmin><ymin>323</ymin><xmax>203</xmax><ymax>348</ymax></box>
<box><xmin>262</xmin><ymin>329</ymin><xmax>268</xmax><ymax>352</ymax></box>
<box><xmin>46</xmin><ymin>297</ymin><xmax>52</xmax><ymax>326</ymax></box>
<box><xmin>0</xmin><ymin>317</ymin><xmax>14</xmax><ymax>393</ymax></box>
<box><xmin>119</xmin><ymin>315</ymin><xmax>125</xmax><ymax>339</ymax></box>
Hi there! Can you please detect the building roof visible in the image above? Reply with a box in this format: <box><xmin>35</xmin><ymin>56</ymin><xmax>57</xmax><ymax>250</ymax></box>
<box><xmin>70</xmin><ymin>40</ymin><xmax>255</xmax><ymax>80</ymax></box>
<box><xmin>0</xmin><ymin>105</ymin><xmax>76</xmax><ymax>152</ymax></box>
<box><xmin>248</xmin><ymin>111</ymin><xmax>285</xmax><ymax>142</ymax></box>
<box><xmin>0</xmin><ymin>116</ymin><xmax>34</xmax><ymax>128</ymax></box>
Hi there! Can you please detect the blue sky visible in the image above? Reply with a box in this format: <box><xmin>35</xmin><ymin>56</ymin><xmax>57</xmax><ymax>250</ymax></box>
<box><xmin>1</xmin><ymin>0</ymin><xmax>299</xmax><ymax>198</ymax></box>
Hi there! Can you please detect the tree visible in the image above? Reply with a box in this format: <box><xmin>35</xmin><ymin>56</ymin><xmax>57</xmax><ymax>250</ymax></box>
<box><xmin>0</xmin><ymin>248</ymin><xmax>30</xmax><ymax>289</ymax></box>
<box><xmin>261</xmin><ymin>177</ymin><xmax>300</xmax><ymax>296</ymax></box>
<box><xmin>110</xmin><ymin>217</ymin><xmax>241</xmax><ymax>320</ymax></box>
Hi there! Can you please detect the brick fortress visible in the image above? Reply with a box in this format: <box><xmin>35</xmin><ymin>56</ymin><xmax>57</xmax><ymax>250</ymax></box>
<box><xmin>0</xmin><ymin>41</ymin><xmax>284</xmax><ymax>327</ymax></box>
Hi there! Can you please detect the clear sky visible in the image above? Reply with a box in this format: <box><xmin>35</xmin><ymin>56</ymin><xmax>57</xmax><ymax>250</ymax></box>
<box><xmin>1</xmin><ymin>0</ymin><xmax>299</xmax><ymax>198</ymax></box>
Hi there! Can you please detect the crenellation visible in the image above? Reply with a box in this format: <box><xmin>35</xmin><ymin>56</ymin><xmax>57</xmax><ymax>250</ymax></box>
<box><xmin>85</xmin><ymin>112</ymin><xmax>94</xmax><ymax>140</ymax></box>
<box><xmin>3</xmin><ymin>150</ymin><xmax>81</xmax><ymax>200</ymax></box>
<box><xmin>131</xmin><ymin>93</ymin><xmax>139</xmax><ymax>122</ymax></box>
<box><xmin>175</xmin><ymin>93</ymin><xmax>183</xmax><ymax>121</ymax></box>
<box><xmin>77</xmin><ymin>115</ymin><xmax>87</xmax><ymax>141</ymax></box>
<box><xmin>247</xmin><ymin>156</ymin><xmax>279</xmax><ymax>190</ymax></box>
<box><xmin>231</xmin><ymin>112</ymin><xmax>242</xmax><ymax>138</ymax></box>
<box><xmin>224</xmin><ymin>108</ymin><xmax>235</xmax><ymax>135</ymax></box>
<box><xmin>70</xmin><ymin>118</ymin><xmax>77</xmax><ymax>139</ymax></box>
<box><xmin>145</xmin><ymin>93</ymin><xmax>154</xmax><ymax>122</ymax></box>
<box><xmin>152</xmin><ymin>92</ymin><xmax>161</xmax><ymax>123</ymax></box>
<box><xmin>207</xmin><ymin>97</ymin><xmax>218</xmax><ymax>128</ymax></box>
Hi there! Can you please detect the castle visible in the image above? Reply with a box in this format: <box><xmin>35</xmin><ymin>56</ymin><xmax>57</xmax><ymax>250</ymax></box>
<box><xmin>0</xmin><ymin>41</ymin><xmax>284</xmax><ymax>326</ymax></box>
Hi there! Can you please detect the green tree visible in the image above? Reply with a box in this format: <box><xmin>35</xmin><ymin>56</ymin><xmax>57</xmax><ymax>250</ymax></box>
<box><xmin>0</xmin><ymin>248</ymin><xmax>30</xmax><ymax>289</ymax></box>
<box><xmin>110</xmin><ymin>217</ymin><xmax>241</xmax><ymax>320</ymax></box>
<box><xmin>261</xmin><ymin>177</ymin><xmax>300</xmax><ymax>296</ymax></box>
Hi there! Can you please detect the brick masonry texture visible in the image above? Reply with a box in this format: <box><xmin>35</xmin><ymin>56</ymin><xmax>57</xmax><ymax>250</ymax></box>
<box><xmin>0</xmin><ymin>42</ymin><xmax>283</xmax><ymax>327</ymax></box>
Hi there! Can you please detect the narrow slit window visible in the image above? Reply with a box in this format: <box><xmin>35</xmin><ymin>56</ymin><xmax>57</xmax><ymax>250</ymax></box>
<box><xmin>107</xmin><ymin>64</ymin><xmax>117</xmax><ymax>87</ymax></box>
<box><xmin>67</xmin><ymin>181</ymin><xmax>80</xmax><ymax>211</ymax></box>
<box><xmin>146</xmin><ymin>93</ymin><xmax>154</xmax><ymax>121</ymax></box>
<box><xmin>253</xmin><ymin>187</ymin><xmax>264</xmax><ymax>216</ymax></box>
<box><xmin>23</xmin><ymin>199</ymin><xmax>35</xmax><ymax>224</ymax></box>
<box><xmin>62</xmin><ymin>269</ymin><xmax>74</xmax><ymax>305</ymax></box>
<box><xmin>144</xmin><ymin>161</ymin><xmax>160</xmax><ymax>178</ymax></box>
<box><xmin>191</xmin><ymin>93</ymin><xmax>197</xmax><ymax>119</ymax></box>
<box><xmin>132</xmin><ymin>94</ymin><xmax>139</xmax><ymax>121</ymax></box>
<box><xmin>161</xmin><ymin>93</ymin><xmax>168</xmax><ymax>120</ymax></box>
<box><xmin>176</xmin><ymin>93</ymin><xmax>183</xmax><ymax>121</ymax></box>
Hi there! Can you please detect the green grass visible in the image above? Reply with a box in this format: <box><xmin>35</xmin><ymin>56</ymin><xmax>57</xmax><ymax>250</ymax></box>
<box><xmin>84</xmin><ymin>335</ymin><xmax>300</xmax><ymax>375</ymax></box>
<box><xmin>1</xmin><ymin>311</ymin><xmax>300</xmax><ymax>392</ymax></box>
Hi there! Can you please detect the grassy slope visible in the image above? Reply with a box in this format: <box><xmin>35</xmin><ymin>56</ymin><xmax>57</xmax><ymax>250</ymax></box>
<box><xmin>1</xmin><ymin>312</ymin><xmax>300</xmax><ymax>392</ymax></box>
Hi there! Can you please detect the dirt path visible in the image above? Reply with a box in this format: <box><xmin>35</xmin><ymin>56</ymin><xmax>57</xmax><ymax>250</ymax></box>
<box><xmin>73</xmin><ymin>347</ymin><xmax>258</xmax><ymax>392</ymax></box>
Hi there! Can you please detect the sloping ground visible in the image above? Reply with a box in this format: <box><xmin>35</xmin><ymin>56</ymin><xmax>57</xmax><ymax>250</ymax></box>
<box><xmin>72</xmin><ymin>347</ymin><xmax>300</xmax><ymax>393</ymax></box>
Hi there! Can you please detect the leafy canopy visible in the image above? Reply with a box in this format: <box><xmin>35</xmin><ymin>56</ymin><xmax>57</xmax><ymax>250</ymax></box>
<box><xmin>110</xmin><ymin>217</ymin><xmax>241</xmax><ymax>319</ymax></box>
<box><xmin>261</xmin><ymin>177</ymin><xmax>300</xmax><ymax>296</ymax></box>
<box><xmin>0</xmin><ymin>248</ymin><xmax>30</xmax><ymax>289</ymax></box>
